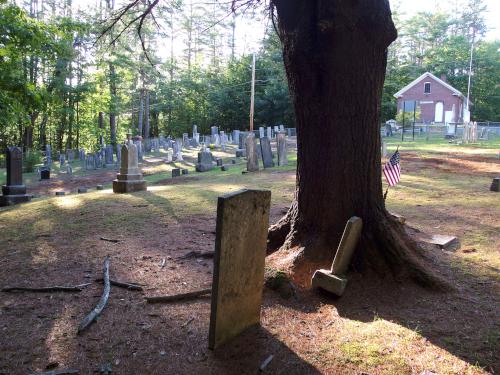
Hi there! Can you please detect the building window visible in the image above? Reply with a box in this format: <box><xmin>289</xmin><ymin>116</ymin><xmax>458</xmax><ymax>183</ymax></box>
<box><xmin>424</xmin><ymin>82</ymin><xmax>431</xmax><ymax>94</ymax></box>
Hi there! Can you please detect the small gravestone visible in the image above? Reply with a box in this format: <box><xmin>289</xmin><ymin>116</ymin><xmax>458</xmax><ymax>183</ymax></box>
<box><xmin>165</xmin><ymin>150</ymin><xmax>173</xmax><ymax>163</ymax></box>
<box><xmin>266</xmin><ymin>127</ymin><xmax>272</xmax><ymax>139</ymax></box>
<box><xmin>40</xmin><ymin>168</ymin><xmax>50</xmax><ymax>180</ymax></box>
<box><xmin>209</xmin><ymin>189</ymin><xmax>271</xmax><ymax>350</ymax></box>
<box><xmin>235</xmin><ymin>149</ymin><xmax>245</xmax><ymax>158</ymax></box>
<box><xmin>78</xmin><ymin>188</ymin><xmax>87</xmax><ymax>194</ymax></box>
<box><xmin>196</xmin><ymin>151</ymin><xmax>214</xmax><ymax>172</ymax></box>
<box><xmin>216</xmin><ymin>158</ymin><xmax>223</xmax><ymax>166</ymax></box>
<box><xmin>260</xmin><ymin>137</ymin><xmax>274</xmax><ymax>168</ymax></box>
<box><xmin>277</xmin><ymin>132</ymin><xmax>288</xmax><ymax>166</ymax></box>
<box><xmin>490</xmin><ymin>177</ymin><xmax>499</xmax><ymax>192</ymax></box>
<box><xmin>0</xmin><ymin>147</ymin><xmax>32</xmax><ymax>206</ymax></box>
<box><xmin>172</xmin><ymin>168</ymin><xmax>181</xmax><ymax>178</ymax></box>
<box><xmin>231</xmin><ymin>160</ymin><xmax>236</xmax><ymax>164</ymax></box>
<box><xmin>311</xmin><ymin>217</ymin><xmax>363</xmax><ymax>296</ymax></box>
<box><xmin>182</xmin><ymin>169</ymin><xmax>189</xmax><ymax>175</ymax></box>
<box><xmin>59</xmin><ymin>154</ymin><xmax>66</xmax><ymax>166</ymax></box>
<box><xmin>96</xmin><ymin>184</ymin><xmax>104</xmax><ymax>190</ymax></box>
<box><xmin>245</xmin><ymin>133</ymin><xmax>259</xmax><ymax>172</ymax></box>
<box><xmin>66</xmin><ymin>164</ymin><xmax>73</xmax><ymax>176</ymax></box>
<box><xmin>221</xmin><ymin>165</ymin><xmax>228</xmax><ymax>171</ymax></box>
<box><xmin>112</xmin><ymin>137</ymin><xmax>147</xmax><ymax>193</ymax></box>
<box><xmin>55</xmin><ymin>191</ymin><xmax>65</xmax><ymax>196</ymax></box>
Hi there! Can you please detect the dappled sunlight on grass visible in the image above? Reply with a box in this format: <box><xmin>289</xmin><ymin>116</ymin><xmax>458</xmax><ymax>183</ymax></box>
<box><xmin>52</xmin><ymin>195</ymin><xmax>85</xmax><ymax>210</ymax></box>
<box><xmin>318</xmin><ymin>316</ymin><xmax>484</xmax><ymax>375</ymax></box>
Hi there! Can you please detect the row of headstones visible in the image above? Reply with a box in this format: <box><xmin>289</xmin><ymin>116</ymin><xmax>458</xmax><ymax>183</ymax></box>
<box><xmin>240</xmin><ymin>132</ymin><xmax>288</xmax><ymax>172</ymax></box>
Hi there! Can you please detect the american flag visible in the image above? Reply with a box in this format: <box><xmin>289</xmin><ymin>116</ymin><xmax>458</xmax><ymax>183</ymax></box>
<box><xmin>383</xmin><ymin>151</ymin><xmax>401</xmax><ymax>186</ymax></box>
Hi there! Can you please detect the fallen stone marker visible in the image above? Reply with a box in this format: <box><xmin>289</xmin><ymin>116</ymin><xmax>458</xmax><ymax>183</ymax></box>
<box><xmin>96</xmin><ymin>185</ymin><xmax>104</xmax><ymax>190</ymax></box>
<box><xmin>55</xmin><ymin>191</ymin><xmax>66</xmax><ymax>196</ymax></box>
<box><xmin>172</xmin><ymin>168</ymin><xmax>181</xmax><ymax>178</ymax></box>
<box><xmin>311</xmin><ymin>216</ymin><xmax>363</xmax><ymax>296</ymax></box>
<box><xmin>77</xmin><ymin>188</ymin><xmax>88</xmax><ymax>194</ymax></box>
<box><xmin>419</xmin><ymin>234</ymin><xmax>460</xmax><ymax>251</ymax></box>
<box><xmin>209</xmin><ymin>189</ymin><xmax>271</xmax><ymax>350</ymax></box>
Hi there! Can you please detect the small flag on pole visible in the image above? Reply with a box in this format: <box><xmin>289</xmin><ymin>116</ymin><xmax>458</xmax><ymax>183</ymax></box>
<box><xmin>383</xmin><ymin>150</ymin><xmax>401</xmax><ymax>187</ymax></box>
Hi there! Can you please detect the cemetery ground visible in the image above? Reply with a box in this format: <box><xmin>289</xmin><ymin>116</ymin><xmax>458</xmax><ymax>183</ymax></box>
<box><xmin>0</xmin><ymin>139</ymin><xmax>499</xmax><ymax>375</ymax></box>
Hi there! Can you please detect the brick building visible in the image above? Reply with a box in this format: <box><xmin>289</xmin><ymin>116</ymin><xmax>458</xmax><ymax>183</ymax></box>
<box><xmin>394</xmin><ymin>72</ymin><xmax>469</xmax><ymax>124</ymax></box>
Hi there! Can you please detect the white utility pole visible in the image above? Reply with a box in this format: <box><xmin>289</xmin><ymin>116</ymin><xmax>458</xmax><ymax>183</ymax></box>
<box><xmin>249</xmin><ymin>53</ymin><xmax>256</xmax><ymax>131</ymax></box>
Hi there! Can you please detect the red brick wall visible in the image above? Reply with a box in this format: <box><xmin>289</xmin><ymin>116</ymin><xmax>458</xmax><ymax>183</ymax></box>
<box><xmin>396</xmin><ymin>77</ymin><xmax>463</xmax><ymax>123</ymax></box>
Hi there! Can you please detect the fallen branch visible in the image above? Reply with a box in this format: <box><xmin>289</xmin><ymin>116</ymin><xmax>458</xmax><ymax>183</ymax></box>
<box><xmin>146</xmin><ymin>288</ymin><xmax>211</xmax><ymax>304</ymax></box>
<box><xmin>2</xmin><ymin>284</ymin><xmax>91</xmax><ymax>293</ymax></box>
<box><xmin>182</xmin><ymin>317</ymin><xmax>195</xmax><ymax>328</ymax></box>
<box><xmin>95</xmin><ymin>278</ymin><xmax>143</xmax><ymax>291</ymax></box>
<box><xmin>176</xmin><ymin>251</ymin><xmax>214</xmax><ymax>260</ymax></box>
<box><xmin>100</xmin><ymin>237</ymin><xmax>120</xmax><ymax>243</ymax></box>
<box><xmin>78</xmin><ymin>257</ymin><xmax>111</xmax><ymax>334</ymax></box>
<box><xmin>28</xmin><ymin>369</ymin><xmax>79</xmax><ymax>375</ymax></box>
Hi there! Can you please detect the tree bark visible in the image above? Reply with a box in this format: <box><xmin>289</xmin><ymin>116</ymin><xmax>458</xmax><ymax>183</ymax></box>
<box><xmin>269</xmin><ymin>0</ymin><xmax>444</xmax><ymax>287</ymax></box>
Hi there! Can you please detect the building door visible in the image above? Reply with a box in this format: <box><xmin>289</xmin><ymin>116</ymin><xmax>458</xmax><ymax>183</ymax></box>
<box><xmin>434</xmin><ymin>102</ymin><xmax>444</xmax><ymax>122</ymax></box>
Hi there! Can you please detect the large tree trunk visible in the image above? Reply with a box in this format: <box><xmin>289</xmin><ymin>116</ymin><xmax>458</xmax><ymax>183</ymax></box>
<box><xmin>269</xmin><ymin>0</ymin><xmax>444</xmax><ymax>288</ymax></box>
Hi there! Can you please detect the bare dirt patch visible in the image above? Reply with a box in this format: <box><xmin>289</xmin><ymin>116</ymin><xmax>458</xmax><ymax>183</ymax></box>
<box><xmin>1</xmin><ymin>147</ymin><xmax>498</xmax><ymax>374</ymax></box>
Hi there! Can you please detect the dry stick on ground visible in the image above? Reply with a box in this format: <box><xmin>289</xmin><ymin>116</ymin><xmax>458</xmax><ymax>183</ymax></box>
<box><xmin>78</xmin><ymin>257</ymin><xmax>111</xmax><ymax>335</ymax></box>
<box><xmin>99</xmin><ymin>237</ymin><xmax>120</xmax><ymax>243</ymax></box>
<box><xmin>28</xmin><ymin>369</ymin><xmax>79</xmax><ymax>375</ymax></box>
<box><xmin>176</xmin><ymin>251</ymin><xmax>214</xmax><ymax>260</ymax></box>
<box><xmin>94</xmin><ymin>278</ymin><xmax>143</xmax><ymax>291</ymax></box>
<box><xmin>2</xmin><ymin>283</ymin><xmax>91</xmax><ymax>293</ymax></box>
<box><xmin>146</xmin><ymin>288</ymin><xmax>212</xmax><ymax>303</ymax></box>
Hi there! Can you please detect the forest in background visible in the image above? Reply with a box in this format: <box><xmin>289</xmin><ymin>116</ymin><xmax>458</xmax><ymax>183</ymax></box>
<box><xmin>0</xmin><ymin>0</ymin><xmax>499</xmax><ymax>154</ymax></box>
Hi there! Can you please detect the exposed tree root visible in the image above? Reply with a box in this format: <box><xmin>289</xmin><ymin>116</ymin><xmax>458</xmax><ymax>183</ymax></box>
<box><xmin>267</xmin><ymin>205</ymin><xmax>450</xmax><ymax>291</ymax></box>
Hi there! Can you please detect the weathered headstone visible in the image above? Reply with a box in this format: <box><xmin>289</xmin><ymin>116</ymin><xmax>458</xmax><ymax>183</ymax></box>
<box><xmin>490</xmin><ymin>177</ymin><xmax>499</xmax><ymax>192</ymax></box>
<box><xmin>311</xmin><ymin>217</ymin><xmax>363</xmax><ymax>296</ymax></box>
<box><xmin>279</xmin><ymin>124</ymin><xmax>285</xmax><ymax>132</ymax></box>
<box><xmin>134</xmin><ymin>140</ymin><xmax>143</xmax><ymax>162</ymax></box>
<box><xmin>165</xmin><ymin>150</ymin><xmax>173</xmax><ymax>163</ymax></box>
<box><xmin>277</xmin><ymin>132</ymin><xmax>288</xmax><ymax>166</ymax></box>
<box><xmin>245</xmin><ymin>133</ymin><xmax>259</xmax><ymax>172</ymax></box>
<box><xmin>196</xmin><ymin>151</ymin><xmax>214</xmax><ymax>172</ymax></box>
<box><xmin>0</xmin><ymin>147</ymin><xmax>32</xmax><ymax>206</ymax></box>
<box><xmin>232</xmin><ymin>130</ymin><xmax>240</xmax><ymax>145</ymax></box>
<box><xmin>40</xmin><ymin>168</ymin><xmax>50</xmax><ymax>180</ymax></box>
<box><xmin>259</xmin><ymin>127</ymin><xmax>265</xmax><ymax>139</ymax></box>
<box><xmin>209</xmin><ymin>189</ymin><xmax>271</xmax><ymax>350</ymax></box>
<box><xmin>260</xmin><ymin>137</ymin><xmax>274</xmax><ymax>168</ymax></box>
<box><xmin>112</xmin><ymin>138</ymin><xmax>147</xmax><ymax>193</ymax></box>
<box><xmin>173</xmin><ymin>139</ymin><xmax>183</xmax><ymax>161</ymax></box>
<box><xmin>266</xmin><ymin>127</ymin><xmax>272</xmax><ymax>139</ymax></box>
<box><xmin>172</xmin><ymin>168</ymin><xmax>181</xmax><ymax>178</ymax></box>
<box><xmin>182</xmin><ymin>169</ymin><xmax>189</xmax><ymax>175</ymax></box>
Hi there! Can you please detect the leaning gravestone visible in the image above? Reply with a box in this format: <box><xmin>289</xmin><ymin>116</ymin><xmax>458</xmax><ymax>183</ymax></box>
<box><xmin>209</xmin><ymin>189</ymin><xmax>271</xmax><ymax>350</ymax></box>
<box><xmin>311</xmin><ymin>217</ymin><xmax>363</xmax><ymax>296</ymax></box>
<box><xmin>260</xmin><ymin>137</ymin><xmax>274</xmax><ymax>168</ymax></box>
<box><xmin>112</xmin><ymin>140</ymin><xmax>147</xmax><ymax>193</ymax></box>
<box><xmin>196</xmin><ymin>151</ymin><xmax>214</xmax><ymax>172</ymax></box>
<box><xmin>277</xmin><ymin>132</ymin><xmax>288</xmax><ymax>166</ymax></box>
<box><xmin>245</xmin><ymin>133</ymin><xmax>259</xmax><ymax>172</ymax></box>
<box><xmin>0</xmin><ymin>147</ymin><xmax>32</xmax><ymax>206</ymax></box>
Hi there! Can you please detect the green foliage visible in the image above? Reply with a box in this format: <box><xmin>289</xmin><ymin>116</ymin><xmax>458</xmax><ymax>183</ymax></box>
<box><xmin>23</xmin><ymin>149</ymin><xmax>42</xmax><ymax>173</ymax></box>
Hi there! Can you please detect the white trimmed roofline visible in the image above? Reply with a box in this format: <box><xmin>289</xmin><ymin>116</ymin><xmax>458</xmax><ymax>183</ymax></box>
<box><xmin>393</xmin><ymin>72</ymin><xmax>466</xmax><ymax>100</ymax></box>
